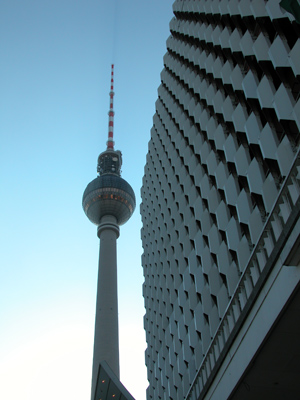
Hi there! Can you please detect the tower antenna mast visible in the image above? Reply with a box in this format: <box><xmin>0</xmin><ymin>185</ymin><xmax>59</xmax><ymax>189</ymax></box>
<box><xmin>107</xmin><ymin>64</ymin><xmax>115</xmax><ymax>150</ymax></box>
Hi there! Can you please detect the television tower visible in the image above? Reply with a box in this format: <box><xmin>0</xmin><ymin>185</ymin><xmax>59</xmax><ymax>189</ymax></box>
<box><xmin>82</xmin><ymin>64</ymin><xmax>136</xmax><ymax>399</ymax></box>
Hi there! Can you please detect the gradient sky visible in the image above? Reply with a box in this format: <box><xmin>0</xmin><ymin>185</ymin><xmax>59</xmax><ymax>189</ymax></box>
<box><xmin>0</xmin><ymin>1</ymin><xmax>174</xmax><ymax>399</ymax></box>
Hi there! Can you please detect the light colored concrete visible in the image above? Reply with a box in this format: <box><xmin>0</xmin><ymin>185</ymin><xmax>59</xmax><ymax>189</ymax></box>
<box><xmin>91</xmin><ymin>215</ymin><xmax>120</xmax><ymax>399</ymax></box>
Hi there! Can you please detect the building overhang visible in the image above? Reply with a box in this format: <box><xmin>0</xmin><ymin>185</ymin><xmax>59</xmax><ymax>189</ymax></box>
<box><xmin>93</xmin><ymin>361</ymin><xmax>135</xmax><ymax>400</ymax></box>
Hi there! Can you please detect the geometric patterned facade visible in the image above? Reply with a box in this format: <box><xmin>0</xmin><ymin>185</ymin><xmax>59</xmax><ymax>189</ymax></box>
<box><xmin>141</xmin><ymin>1</ymin><xmax>300</xmax><ymax>399</ymax></box>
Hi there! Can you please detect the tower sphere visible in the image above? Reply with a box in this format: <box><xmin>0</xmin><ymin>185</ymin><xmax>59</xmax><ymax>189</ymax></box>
<box><xmin>82</xmin><ymin>173</ymin><xmax>136</xmax><ymax>226</ymax></box>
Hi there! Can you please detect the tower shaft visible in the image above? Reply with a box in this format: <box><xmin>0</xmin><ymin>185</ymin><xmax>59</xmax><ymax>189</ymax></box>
<box><xmin>91</xmin><ymin>215</ymin><xmax>120</xmax><ymax>399</ymax></box>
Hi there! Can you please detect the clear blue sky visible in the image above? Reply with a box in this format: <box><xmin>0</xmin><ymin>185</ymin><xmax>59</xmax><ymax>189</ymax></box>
<box><xmin>0</xmin><ymin>1</ymin><xmax>174</xmax><ymax>399</ymax></box>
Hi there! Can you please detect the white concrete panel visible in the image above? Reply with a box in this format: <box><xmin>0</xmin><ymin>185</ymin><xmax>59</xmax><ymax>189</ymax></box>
<box><xmin>262</xmin><ymin>174</ymin><xmax>278</xmax><ymax>213</ymax></box>
<box><xmin>226</xmin><ymin>217</ymin><xmax>242</xmax><ymax>251</ymax></box>
<box><xmin>253</xmin><ymin>33</ymin><xmax>271</xmax><ymax>62</ymax></box>
<box><xmin>268</xmin><ymin>35</ymin><xmax>289</xmax><ymax>68</ymax></box>
<box><xmin>224</xmin><ymin>174</ymin><xmax>240</xmax><ymax>205</ymax></box>
<box><xmin>290</xmin><ymin>41</ymin><xmax>300</xmax><ymax>77</ymax></box>
<box><xmin>276</xmin><ymin>136</ymin><xmax>295</xmax><ymax>176</ymax></box>
<box><xmin>217</xmin><ymin>241</ymin><xmax>231</xmax><ymax>275</ymax></box>
<box><xmin>259</xmin><ymin>123</ymin><xmax>278</xmax><ymax>160</ymax></box>
<box><xmin>245</xmin><ymin>112</ymin><xmax>262</xmax><ymax>145</ymax></box>
<box><xmin>215</xmin><ymin>162</ymin><xmax>229</xmax><ymax>189</ymax></box>
<box><xmin>274</xmin><ymin>83</ymin><xmax>295</xmax><ymax>120</ymax></box>
<box><xmin>232</xmin><ymin>104</ymin><xmax>248</xmax><ymax>133</ymax></box>
<box><xmin>230</xmin><ymin>64</ymin><xmax>244</xmax><ymax>91</ymax></box>
<box><xmin>250</xmin><ymin>0</ymin><xmax>268</xmax><ymax>18</ymax></box>
<box><xmin>229</xmin><ymin>29</ymin><xmax>242</xmax><ymax>53</ymax></box>
<box><xmin>236</xmin><ymin>189</ymin><xmax>252</xmax><ymax>224</ymax></box>
<box><xmin>242</xmin><ymin>70</ymin><xmax>259</xmax><ymax>99</ymax></box>
<box><xmin>257</xmin><ymin>75</ymin><xmax>276</xmax><ymax>109</ymax></box>
<box><xmin>240</xmin><ymin>30</ymin><xmax>255</xmax><ymax>56</ymax></box>
<box><xmin>216</xmin><ymin>201</ymin><xmax>231</xmax><ymax>231</ymax></box>
<box><xmin>248</xmin><ymin>207</ymin><xmax>264</xmax><ymax>243</ymax></box>
<box><xmin>247</xmin><ymin>158</ymin><xmax>265</xmax><ymax>194</ymax></box>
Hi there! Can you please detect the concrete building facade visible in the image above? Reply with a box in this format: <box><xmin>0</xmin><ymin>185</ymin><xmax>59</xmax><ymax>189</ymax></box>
<box><xmin>141</xmin><ymin>1</ymin><xmax>300</xmax><ymax>399</ymax></box>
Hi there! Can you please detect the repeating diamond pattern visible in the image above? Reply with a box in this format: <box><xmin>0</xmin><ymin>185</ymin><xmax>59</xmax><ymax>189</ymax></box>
<box><xmin>141</xmin><ymin>1</ymin><xmax>300</xmax><ymax>399</ymax></box>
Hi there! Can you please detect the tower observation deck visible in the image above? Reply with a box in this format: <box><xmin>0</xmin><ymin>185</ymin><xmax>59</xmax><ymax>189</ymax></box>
<box><xmin>82</xmin><ymin>64</ymin><xmax>136</xmax><ymax>400</ymax></box>
<box><xmin>83</xmin><ymin>64</ymin><xmax>135</xmax><ymax>228</ymax></box>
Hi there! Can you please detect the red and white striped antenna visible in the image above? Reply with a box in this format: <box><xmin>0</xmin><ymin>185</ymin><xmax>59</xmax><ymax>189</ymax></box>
<box><xmin>107</xmin><ymin>64</ymin><xmax>115</xmax><ymax>150</ymax></box>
